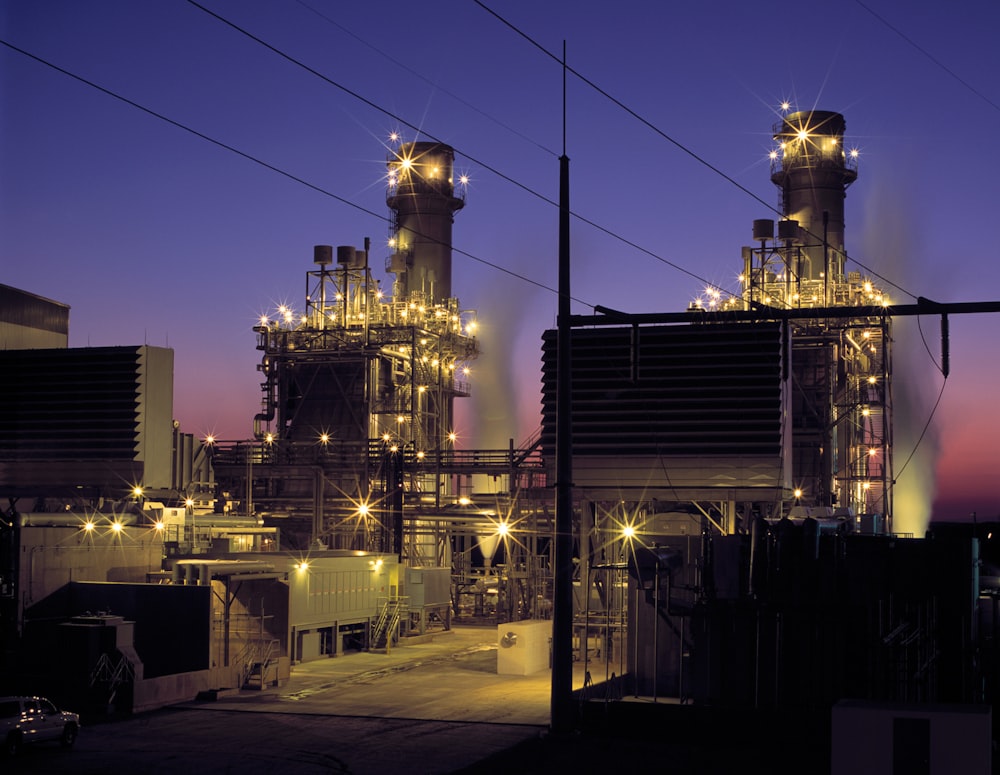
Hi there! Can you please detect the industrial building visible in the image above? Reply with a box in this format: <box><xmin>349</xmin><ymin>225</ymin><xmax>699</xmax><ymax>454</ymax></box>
<box><xmin>209</xmin><ymin>139</ymin><xmax>552</xmax><ymax>622</ymax></box>
<box><xmin>0</xmin><ymin>114</ymin><xmax>996</xmax><ymax>768</ymax></box>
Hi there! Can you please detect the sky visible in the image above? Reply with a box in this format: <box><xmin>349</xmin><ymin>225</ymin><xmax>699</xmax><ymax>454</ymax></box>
<box><xmin>2</xmin><ymin>0</ymin><xmax>999</xmax><ymax>527</ymax></box>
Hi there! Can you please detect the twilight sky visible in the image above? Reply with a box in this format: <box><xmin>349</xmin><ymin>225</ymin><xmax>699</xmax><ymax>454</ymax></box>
<box><xmin>2</xmin><ymin>1</ymin><xmax>999</xmax><ymax>528</ymax></box>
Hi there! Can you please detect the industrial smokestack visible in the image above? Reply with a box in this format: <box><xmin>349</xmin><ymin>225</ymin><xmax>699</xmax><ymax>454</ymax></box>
<box><xmin>386</xmin><ymin>141</ymin><xmax>466</xmax><ymax>303</ymax></box>
<box><xmin>771</xmin><ymin>110</ymin><xmax>857</xmax><ymax>283</ymax></box>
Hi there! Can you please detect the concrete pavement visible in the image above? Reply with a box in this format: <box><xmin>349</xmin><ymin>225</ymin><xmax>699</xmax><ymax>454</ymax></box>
<box><xmin>193</xmin><ymin>625</ymin><xmax>565</xmax><ymax>725</ymax></box>
<box><xmin>4</xmin><ymin>625</ymin><xmax>832</xmax><ymax>773</ymax></box>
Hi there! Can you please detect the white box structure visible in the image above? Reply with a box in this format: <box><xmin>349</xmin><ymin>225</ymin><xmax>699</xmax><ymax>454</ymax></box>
<box><xmin>496</xmin><ymin>619</ymin><xmax>551</xmax><ymax>675</ymax></box>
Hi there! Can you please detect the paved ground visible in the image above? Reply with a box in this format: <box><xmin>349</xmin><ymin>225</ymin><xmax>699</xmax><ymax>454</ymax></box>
<box><xmin>201</xmin><ymin>626</ymin><xmax>558</xmax><ymax>725</ymax></box>
<box><xmin>3</xmin><ymin>625</ymin><xmax>831</xmax><ymax>774</ymax></box>
<box><xmin>3</xmin><ymin>626</ymin><xmax>566</xmax><ymax>774</ymax></box>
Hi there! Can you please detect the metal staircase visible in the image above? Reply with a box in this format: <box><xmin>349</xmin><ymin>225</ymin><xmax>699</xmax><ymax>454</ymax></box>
<box><xmin>89</xmin><ymin>651</ymin><xmax>136</xmax><ymax>708</ymax></box>
<box><xmin>370</xmin><ymin>596</ymin><xmax>407</xmax><ymax>651</ymax></box>
<box><xmin>239</xmin><ymin>639</ymin><xmax>279</xmax><ymax>689</ymax></box>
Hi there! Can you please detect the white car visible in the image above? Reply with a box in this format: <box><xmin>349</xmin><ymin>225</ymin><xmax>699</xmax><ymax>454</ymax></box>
<box><xmin>0</xmin><ymin>696</ymin><xmax>80</xmax><ymax>757</ymax></box>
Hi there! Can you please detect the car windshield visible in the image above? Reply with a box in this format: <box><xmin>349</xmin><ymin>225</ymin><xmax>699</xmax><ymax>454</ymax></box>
<box><xmin>0</xmin><ymin>700</ymin><xmax>19</xmax><ymax>718</ymax></box>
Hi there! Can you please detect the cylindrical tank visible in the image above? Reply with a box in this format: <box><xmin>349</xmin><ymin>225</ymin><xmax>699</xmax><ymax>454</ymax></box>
<box><xmin>314</xmin><ymin>245</ymin><xmax>333</xmax><ymax>266</ymax></box>
<box><xmin>386</xmin><ymin>141</ymin><xmax>465</xmax><ymax>302</ymax></box>
<box><xmin>770</xmin><ymin>111</ymin><xmax>857</xmax><ymax>282</ymax></box>
<box><xmin>777</xmin><ymin>219</ymin><xmax>800</xmax><ymax>242</ymax></box>
<box><xmin>336</xmin><ymin>245</ymin><xmax>356</xmax><ymax>266</ymax></box>
<box><xmin>752</xmin><ymin>219</ymin><xmax>774</xmax><ymax>241</ymax></box>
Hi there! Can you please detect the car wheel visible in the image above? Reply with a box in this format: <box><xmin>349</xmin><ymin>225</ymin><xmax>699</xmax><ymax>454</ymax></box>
<box><xmin>60</xmin><ymin>723</ymin><xmax>78</xmax><ymax>748</ymax></box>
<box><xmin>5</xmin><ymin>731</ymin><xmax>21</xmax><ymax>757</ymax></box>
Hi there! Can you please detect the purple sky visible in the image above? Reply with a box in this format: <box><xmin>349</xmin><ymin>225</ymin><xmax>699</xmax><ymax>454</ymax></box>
<box><xmin>3</xmin><ymin>1</ymin><xmax>1000</xmax><ymax>528</ymax></box>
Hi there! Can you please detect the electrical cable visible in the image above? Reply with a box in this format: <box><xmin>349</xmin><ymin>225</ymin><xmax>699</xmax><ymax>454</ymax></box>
<box><xmin>916</xmin><ymin>315</ymin><xmax>944</xmax><ymax>376</ymax></box>
<box><xmin>5</xmin><ymin>4</ymin><xmax>944</xmax><ymax>313</ymax></box>
<box><xmin>195</xmin><ymin>4</ymin><xmax>985</xmax><ymax>521</ymax></box>
<box><xmin>183</xmin><ymin>3</ymin><xmax>553</xmax><ymax>229</ymax></box>
<box><xmin>884</xmin><ymin>313</ymin><xmax>946</xmax><ymax>503</ymax></box>
<box><xmin>855</xmin><ymin>0</ymin><xmax>1000</xmax><ymax>116</ymax></box>
<box><xmin>474</xmin><ymin>0</ymin><xmax>921</xmax><ymax>304</ymax></box>
<box><xmin>850</xmin><ymin>1</ymin><xmax>999</xmax><ymax>502</ymax></box>
<box><xmin>183</xmin><ymin>0</ymin><xmax>733</xmax><ymax>304</ymax></box>
<box><xmin>852</xmin><ymin>0</ymin><xmax>998</xmax><ymax>492</ymax></box>
<box><xmin>473</xmin><ymin>0</ymin><xmax>958</xmax><ymax>517</ymax></box>
<box><xmin>0</xmin><ymin>38</ymin><xmax>561</xmax><ymax>302</ymax></box>
<box><xmin>891</xmin><ymin>374</ymin><xmax>947</xmax><ymax>484</ymax></box>
<box><xmin>292</xmin><ymin>0</ymin><xmax>559</xmax><ymax>158</ymax></box>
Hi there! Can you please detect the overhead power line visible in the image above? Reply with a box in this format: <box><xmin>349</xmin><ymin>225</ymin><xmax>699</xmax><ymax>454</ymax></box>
<box><xmin>0</xmin><ymin>37</ymin><xmax>559</xmax><ymax>302</ymax></box>
<box><xmin>292</xmin><ymin>0</ymin><xmax>559</xmax><ymax>157</ymax></box>
<box><xmin>474</xmin><ymin>0</ymin><xmax>921</xmax><ymax>303</ymax></box>
<box><xmin>184</xmin><ymin>0</ymin><xmax>732</xmax><ymax>304</ymax></box>
<box><xmin>855</xmin><ymin>0</ymin><xmax>1000</xmax><ymax>115</ymax></box>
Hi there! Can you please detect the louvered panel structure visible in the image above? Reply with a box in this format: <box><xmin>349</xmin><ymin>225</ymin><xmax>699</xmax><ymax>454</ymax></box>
<box><xmin>540</xmin><ymin>322</ymin><xmax>791</xmax><ymax>497</ymax></box>
<box><xmin>0</xmin><ymin>345</ymin><xmax>174</xmax><ymax>493</ymax></box>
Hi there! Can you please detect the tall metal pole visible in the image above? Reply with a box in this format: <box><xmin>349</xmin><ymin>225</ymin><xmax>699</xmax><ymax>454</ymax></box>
<box><xmin>551</xmin><ymin>41</ymin><xmax>574</xmax><ymax>733</ymax></box>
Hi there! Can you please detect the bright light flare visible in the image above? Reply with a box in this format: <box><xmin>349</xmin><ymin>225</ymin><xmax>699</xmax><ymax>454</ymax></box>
<box><xmin>484</xmin><ymin>505</ymin><xmax>529</xmax><ymax>554</ymax></box>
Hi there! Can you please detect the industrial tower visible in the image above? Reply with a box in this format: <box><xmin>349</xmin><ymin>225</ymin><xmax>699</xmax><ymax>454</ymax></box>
<box><xmin>743</xmin><ymin>109</ymin><xmax>892</xmax><ymax>525</ymax></box>
<box><xmin>215</xmin><ymin>141</ymin><xmax>484</xmax><ymax>555</ymax></box>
